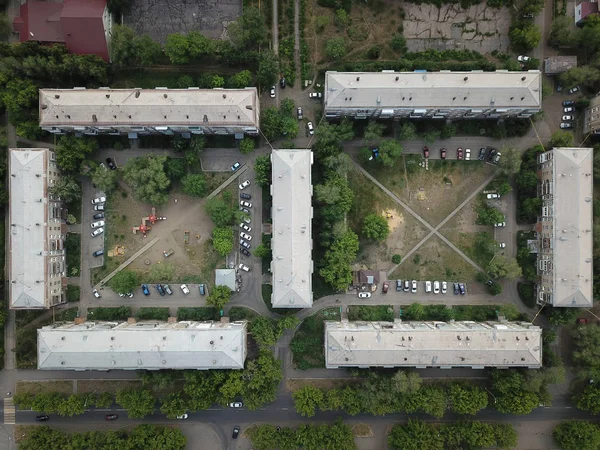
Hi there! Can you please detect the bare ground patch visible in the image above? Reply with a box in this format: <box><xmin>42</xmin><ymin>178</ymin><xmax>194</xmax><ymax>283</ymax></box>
<box><xmin>76</xmin><ymin>380</ymin><xmax>143</xmax><ymax>395</ymax></box>
<box><xmin>352</xmin><ymin>423</ymin><xmax>373</xmax><ymax>437</ymax></box>
<box><xmin>17</xmin><ymin>380</ymin><xmax>74</xmax><ymax>396</ymax></box>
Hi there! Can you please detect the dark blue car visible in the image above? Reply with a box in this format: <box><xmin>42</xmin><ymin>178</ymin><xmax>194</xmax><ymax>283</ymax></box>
<box><xmin>156</xmin><ymin>284</ymin><xmax>165</xmax><ymax>296</ymax></box>
<box><xmin>142</xmin><ymin>284</ymin><xmax>150</xmax><ymax>296</ymax></box>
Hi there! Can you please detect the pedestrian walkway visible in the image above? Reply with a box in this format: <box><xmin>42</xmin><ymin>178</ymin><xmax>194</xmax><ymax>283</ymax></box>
<box><xmin>206</xmin><ymin>165</ymin><xmax>248</xmax><ymax>200</ymax></box>
<box><xmin>4</xmin><ymin>398</ymin><xmax>15</xmax><ymax>425</ymax></box>
<box><xmin>95</xmin><ymin>237</ymin><xmax>160</xmax><ymax>288</ymax></box>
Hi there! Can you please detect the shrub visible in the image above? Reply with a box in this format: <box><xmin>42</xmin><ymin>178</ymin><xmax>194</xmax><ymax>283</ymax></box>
<box><xmin>392</xmin><ymin>254</ymin><xmax>402</xmax><ymax>264</ymax></box>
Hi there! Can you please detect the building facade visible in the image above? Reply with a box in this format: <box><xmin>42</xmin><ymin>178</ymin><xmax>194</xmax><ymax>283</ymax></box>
<box><xmin>536</xmin><ymin>148</ymin><xmax>593</xmax><ymax>307</ymax></box>
<box><xmin>8</xmin><ymin>148</ymin><xmax>66</xmax><ymax>309</ymax></box>
<box><xmin>325</xmin><ymin>320</ymin><xmax>542</xmax><ymax>369</ymax></box>
<box><xmin>324</xmin><ymin>70</ymin><xmax>541</xmax><ymax>120</ymax></box>
<box><xmin>583</xmin><ymin>95</ymin><xmax>600</xmax><ymax>136</ymax></box>
<box><xmin>39</xmin><ymin>87</ymin><xmax>260</xmax><ymax>138</ymax></box>
<box><xmin>270</xmin><ymin>149</ymin><xmax>314</xmax><ymax>308</ymax></box>
<box><xmin>38</xmin><ymin>319</ymin><xmax>248</xmax><ymax>370</ymax></box>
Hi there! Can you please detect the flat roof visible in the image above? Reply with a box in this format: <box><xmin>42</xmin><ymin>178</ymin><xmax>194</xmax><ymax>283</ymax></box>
<box><xmin>9</xmin><ymin>148</ymin><xmax>49</xmax><ymax>309</ymax></box>
<box><xmin>271</xmin><ymin>149</ymin><xmax>313</xmax><ymax>308</ymax></box>
<box><xmin>325</xmin><ymin>321</ymin><xmax>542</xmax><ymax>369</ymax></box>
<box><xmin>215</xmin><ymin>269</ymin><xmax>236</xmax><ymax>291</ymax></box>
<box><xmin>324</xmin><ymin>71</ymin><xmax>541</xmax><ymax>110</ymax></box>
<box><xmin>38</xmin><ymin>320</ymin><xmax>248</xmax><ymax>370</ymax></box>
<box><xmin>544</xmin><ymin>56</ymin><xmax>577</xmax><ymax>75</ymax></box>
<box><xmin>549</xmin><ymin>148</ymin><xmax>594</xmax><ymax>307</ymax></box>
<box><xmin>39</xmin><ymin>88</ymin><xmax>259</xmax><ymax>128</ymax></box>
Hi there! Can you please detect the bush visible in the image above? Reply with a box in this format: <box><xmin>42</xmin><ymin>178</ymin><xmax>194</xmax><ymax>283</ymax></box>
<box><xmin>66</xmin><ymin>285</ymin><xmax>80</xmax><ymax>302</ymax></box>
<box><xmin>177</xmin><ymin>307</ymin><xmax>219</xmax><ymax>321</ymax></box>
<box><xmin>392</xmin><ymin>254</ymin><xmax>402</xmax><ymax>264</ymax></box>
<box><xmin>326</xmin><ymin>37</ymin><xmax>347</xmax><ymax>60</ymax></box>
<box><xmin>88</xmin><ymin>306</ymin><xmax>132</xmax><ymax>321</ymax></box>
<box><xmin>135</xmin><ymin>307</ymin><xmax>170</xmax><ymax>321</ymax></box>
<box><xmin>517</xmin><ymin>282</ymin><xmax>536</xmax><ymax>308</ymax></box>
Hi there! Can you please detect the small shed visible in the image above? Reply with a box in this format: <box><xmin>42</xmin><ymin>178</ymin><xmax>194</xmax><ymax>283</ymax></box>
<box><xmin>544</xmin><ymin>56</ymin><xmax>577</xmax><ymax>76</ymax></box>
<box><xmin>215</xmin><ymin>269</ymin><xmax>236</xmax><ymax>292</ymax></box>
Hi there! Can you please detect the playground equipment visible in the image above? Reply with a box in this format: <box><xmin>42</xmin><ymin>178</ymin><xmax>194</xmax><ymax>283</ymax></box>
<box><xmin>184</xmin><ymin>230</ymin><xmax>190</xmax><ymax>244</ymax></box>
<box><xmin>132</xmin><ymin>207</ymin><xmax>166</xmax><ymax>236</ymax></box>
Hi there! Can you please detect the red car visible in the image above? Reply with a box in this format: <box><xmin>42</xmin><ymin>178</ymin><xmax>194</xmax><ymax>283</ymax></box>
<box><xmin>457</xmin><ymin>147</ymin><xmax>464</xmax><ymax>160</ymax></box>
<box><xmin>423</xmin><ymin>146</ymin><xmax>430</xmax><ymax>158</ymax></box>
<box><xmin>105</xmin><ymin>414</ymin><xmax>118</xmax><ymax>421</ymax></box>
<box><xmin>382</xmin><ymin>282</ymin><xmax>389</xmax><ymax>294</ymax></box>
<box><xmin>577</xmin><ymin>318</ymin><xmax>589</xmax><ymax>325</ymax></box>
<box><xmin>440</xmin><ymin>148</ymin><xmax>446</xmax><ymax>160</ymax></box>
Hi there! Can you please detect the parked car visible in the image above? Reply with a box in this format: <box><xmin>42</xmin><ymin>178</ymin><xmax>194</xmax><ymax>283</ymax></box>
<box><xmin>556</xmin><ymin>84</ymin><xmax>563</xmax><ymax>92</ymax></box>
<box><xmin>309</xmin><ymin>92</ymin><xmax>322</xmax><ymax>98</ymax></box>
<box><xmin>105</xmin><ymin>414</ymin><xmax>118</xmax><ymax>421</ymax></box>
<box><xmin>142</xmin><ymin>284</ymin><xmax>150</xmax><ymax>296</ymax></box>
<box><xmin>94</xmin><ymin>204</ymin><xmax>105</xmax><ymax>211</ymax></box>
<box><xmin>382</xmin><ymin>281</ymin><xmax>389</xmax><ymax>293</ymax></box>
<box><xmin>240</xmin><ymin>223</ymin><xmax>252</xmax><ymax>232</ymax></box>
<box><xmin>231</xmin><ymin>162</ymin><xmax>241</xmax><ymax>171</ymax></box>
<box><xmin>232</xmin><ymin>426</ymin><xmax>240</xmax><ymax>439</ymax></box>
<box><xmin>517</xmin><ymin>55</ymin><xmax>531</xmax><ymax>62</ymax></box>
<box><xmin>562</xmin><ymin>115</ymin><xmax>574</xmax><ymax>121</ymax></box>
<box><xmin>498</xmin><ymin>242</ymin><xmax>506</xmax><ymax>248</ymax></box>
<box><xmin>91</xmin><ymin>220</ymin><xmax>105</xmax><ymax>229</ymax></box>
<box><xmin>459</xmin><ymin>283</ymin><xmax>466</xmax><ymax>295</ymax></box>
<box><xmin>562</xmin><ymin>100</ymin><xmax>575</xmax><ymax>107</ymax></box>
<box><xmin>240</xmin><ymin>193</ymin><xmax>251</xmax><ymax>200</ymax></box>
<box><xmin>358</xmin><ymin>292</ymin><xmax>371</xmax><ymax>299</ymax></box>
<box><xmin>433</xmin><ymin>281</ymin><xmax>440</xmax><ymax>294</ymax></box>
<box><xmin>478</xmin><ymin>147</ymin><xmax>486</xmax><ymax>160</ymax></box>
<box><xmin>91</xmin><ymin>227</ymin><xmax>104</xmax><ymax>237</ymax></box>
<box><xmin>99</xmin><ymin>162</ymin><xmax>107</xmax><ymax>171</ymax></box>
<box><xmin>242</xmin><ymin>216</ymin><xmax>251</xmax><ymax>224</ymax></box>
<box><xmin>404</xmin><ymin>280</ymin><xmax>410</xmax><ymax>292</ymax></box>
<box><xmin>453</xmin><ymin>283</ymin><xmax>459</xmax><ymax>295</ymax></box>
<box><xmin>494</xmin><ymin>152</ymin><xmax>501</xmax><ymax>164</ymax></box>
<box><xmin>127</xmin><ymin>292</ymin><xmax>133</xmax><ymax>298</ymax></box>
<box><xmin>239</xmin><ymin>180</ymin><xmax>251</xmax><ymax>190</ymax></box>
<box><xmin>156</xmin><ymin>284</ymin><xmax>165</xmax><ymax>296</ymax></box>
<box><xmin>91</xmin><ymin>196</ymin><xmax>106</xmax><ymax>204</ymax></box>
<box><xmin>411</xmin><ymin>280</ymin><xmax>417</xmax><ymax>293</ymax></box>
<box><xmin>240</xmin><ymin>247</ymin><xmax>251</xmax><ymax>257</ymax></box>
<box><xmin>230</xmin><ymin>402</ymin><xmax>243</xmax><ymax>408</ymax></box>
<box><xmin>240</xmin><ymin>201</ymin><xmax>252</xmax><ymax>208</ymax></box>
<box><xmin>568</xmin><ymin>85</ymin><xmax>580</xmax><ymax>94</ymax></box>
<box><xmin>577</xmin><ymin>318</ymin><xmax>589</xmax><ymax>325</ymax></box>
<box><xmin>270</xmin><ymin>86</ymin><xmax>276</xmax><ymax>98</ymax></box>
<box><xmin>176</xmin><ymin>414</ymin><xmax>188</xmax><ymax>420</ymax></box>
<box><xmin>199</xmin><ymin>284</ymin><xmax>205</xmax><ymax>295</ymax></box>
<box><xmin>93</xmin><ymin>212</ymin><xmax>105</xmax><ymax>220</ymax></box>
<box><xmin>441</xmin><ymin>281</ymin><xmax>447</xmax><ymax>294</ymax></box>
<box><xmin>240</xmin><ymin>239</ymin><xmax>251</xmax><ymax>249</ymax></box>
<box><xmin>396</xmin><ymin>280</ymin><xmax>402</xmax><ymax>291</ymax></box>
<box><xmin>494</xmin><ymin>222</ymin><xmax>506</xmax><ymax>227</ymax></box>
<box><xmin>522</xmin><ymin>13</ymin><xmax>534</xmax><ymax>18</ymax></box>
<box><xmin>239</xmin><ymin>263</ymin><xmax>250</xmax><ymax>272</ymax></box>
<box><xmin>164</xmin><ymin>284</ymin><xmax>173</xmax><ymax>295</ymax></box>
<box><xmin>423</xmin><ymin>146</ymin><xmax>430</xmax><ymax>158</ymax></box>
<box><xmin>368</xmin><ymin>148</ymin><xmax>380</xmax><ymax>161</ymax></box>
<box><xmin>240</xmin><ymin>232</ymin><xmax>252</xmax><ymax>241</ymax></box>
<box><xmin>106</xmin><ymin>158</ymin><xmax>117</xmax><ymax>170</ymax></box>
<box><xmin>440</xmin><ymin>148</ymin><xmax>446</xmax><ymax>159</ymax></box>
<box><xmin>35</xmin><ymin>415</ymin><xmax>49</xmax><ymax>422</ymax></box>
<box><xmin>93</xmin><ymin>289</ymin><xmax>101</xmax><ymax>298</ymax></box>
<box><xmin>487</xmin><ymin>193</ymin><xmax>499</xmax><ymax>199</ymax></box>
<box><xmin>280</xmin><ymin>77</ymin><xmax>286</xmax><ymax>88</ymax></box>
<box><xmin>92</xmin><ymin>249</ymin><xmax>104</xmax><ymax>257</ymax></box>
<box><xmin>487</xmin><ymin>149</ymin><xmax>497</xmax><ymax>162</ymax></box>
<box><xmin>240</xmin><ymin>207</ymin><xmax>250</xmax><ymax>214</ymax></box>
<box><xmin>425</xmin><ymin>281</ymin><xmax>432</xmax><ymax>293</ymax></box>
<box><xmin>456</xmin><ymin>147</ymin><xmax>463</xmax><ymax>160</ymax></box>
<box><xmin>465</xmin><ymin>148</ymin><xmax>471</xmax><ymax>161</ymax></box>
<box><xmin>297</xmin><ymin>107</ymin><xmax>303</xmax><ymax>120</ymax></box>
<box><xmin>307</xmin><ymin>122</ymin><xmax>314</xmax><ymax>135</ymax></box>
<box><xmin>564</xmin><ymin>106</ymin><xmax>574</xmax><ymax>113</ymax></box>
<box><xmin>560</xmin><ymin>122</ymin><xmax>573</xmax><ymax>129</ymax></box>
<box><xmin>180</xmin><ymin>284</ymin><xmax>190</xmax><ymax>295</ymax></box>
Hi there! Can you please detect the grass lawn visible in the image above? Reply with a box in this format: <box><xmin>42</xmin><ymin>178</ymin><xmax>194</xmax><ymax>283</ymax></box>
<box><xmin>228</xmin><ymin>307</ymin><xmax>258</xmax><ymax>321</ymax></box>
<box><xmin>16</xmin><ymin>380</ymin><xmax>74</xmax><ymax>396</ymax></box>
<box><xmin>348</xmin><ymin>305</ymin><xmax>394</xmax><ymax>321</ymax></box>
<box><xmin>88</xmin><ymin>306</ymin><xmax>132</xmax><ymax>321</ymax></box>
<box><xmin>65</xmin><ymin>233</ymin><xmax>81</xmax><ymax>277</ymax></box>
<box><xmin>290</xmin><ymin>307</ymin><xmax>341</xmax><ymax>370</ymax></box>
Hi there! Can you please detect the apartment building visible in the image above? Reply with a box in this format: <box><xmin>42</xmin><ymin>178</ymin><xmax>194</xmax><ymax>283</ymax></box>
<box><xmin>325</xmin><ymin>320</ymin><xmax>542</xmax><ymax>369</ymax></box>
<box><xmin>324</xmin><ymin>70</ymin><xmax>541</xmax><ymax>120</ymax></box>
<box><xmin>8</xmin><ymin>148</ymin><xmax>66</xmax><ymax>309</ymax></box>
<box><xmin>39</xmin><ymin>87</ymin><xmax>260</xmax><ymax>138</ymax></box>
<box><xmin>38</xmin><ymin>320</ymin><xmax>248</xmax><ymax>370</ymax></box>
<box><xmin>536</xmin><ymin>148</ymin><xmax>593</xmax><ymax>307</ymax></box>
<box><xmin>270</xmin><ymin>149</ymin><xmax>314</xmax><ymax>308</ymax></box>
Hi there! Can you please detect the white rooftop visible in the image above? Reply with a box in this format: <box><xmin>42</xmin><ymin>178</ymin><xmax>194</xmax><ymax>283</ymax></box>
<box><xmin>325</xmin><ymin>71</ymin><xmax>542</xmax><ymax>109</ymax></box>
<box><xmin>9</xmin><ymin>149</ymin><xmax>49</xmax><ymax>309</ymax></box>
<box><xmin>325</xmin><ymin>321</ymin><xmax>542</xmax><ymax>369</ymax></box>
<box><xmin>549</xmin><ymin>148</ymin><xmax>594</xmax><ymax>307</ymax></box>
<box><xmin>215</xmin><ymin>269</ymin><xmax>236</xmax><ymax>292</ymax></box>
<box><xmin>39</xmin><ymin>88</ymin><xmax>259</xmax><ymax>128</ymax></box>
<box><xmin>38</xmin><ymin>320</ymin><xmax>248</xmax><ymax>370</ymax></box>
<box><xmin>271</xmin><ymin>149</ymin><xmax>313</xmax><ymax>308</ymax></box>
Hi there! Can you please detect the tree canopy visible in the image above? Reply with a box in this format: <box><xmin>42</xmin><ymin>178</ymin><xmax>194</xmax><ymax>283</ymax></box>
<box><xmin>50</xmin><ymin>176</ymin><xmax>81</xmax><ymax>203</ymax></box>
<box><xmin>115</xmin><ymin>389</ymin><xmax>155</xmax><ymax>419</ymax></box>
<box><xmin>319</xmin><ymin>231</ymin><xmax>359</xmax><ymax>291</ymax></box>
<box><xmin>111</xmin><ymin>24</ymin><xmax>162</xmax><ymax>67</ymax></box>
<box><xmin>206</xmin><ymin>285</ymin><xmax>231</xmax><ymax>310</ymax></box>
<box><xmin>550</xmin><ymin>129</ymin><xmax>574</xmax><ymax>148</ymax></box>
<box><xmin>55</xmin><ymin>136</ymin><xmax>97</xmax><ymax>173</ymax></box>
<box><xmin>109</xmin><ymin>270</ymin><xmax>138</xmax><ymax>295</ymax></box>
<box><xmin>362</xmin><ymin>213</ymin><xmax>390</xmax><ymax>241</ymax></box>
<box><xmin>181</xmin><ymin>174</ymin><xmax>207</xmax><ymax>197</ymax></box>
<box><xmin>553</xmin><ymin>421</ymin><xmax>600</xmax><ymax>450</ymax></box>
<box><xmin>488</xmin><ymin>255</ymin><xmax>522</xmax><ymax>279</ymax></box>
<box><xmin>211</xmin><ymin>227</ymin><xmax>233</xmax><ymax>256</ymax></box>
<box><xmin>122</xmin><ymin>155</ymin><xmax>171</xmax><ymax>205</ymax></box>
<box><xmin>91</xmin><ymin>164</ymin><xmax>119</xmax><ymax>193</ymax></box>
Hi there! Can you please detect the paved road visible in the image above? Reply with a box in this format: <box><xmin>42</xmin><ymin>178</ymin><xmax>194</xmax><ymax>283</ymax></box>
<box><xmin>272</xmin><ymin>0</ymin><xmax>279</xmax><ymax>55</ymax></box>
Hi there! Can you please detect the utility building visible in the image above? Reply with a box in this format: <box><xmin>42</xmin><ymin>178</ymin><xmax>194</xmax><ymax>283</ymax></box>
<box><xmin>325</xmin><ymin>320</ymin><xmax>542</xmax><ymax>369</ymax></box>
<box><xmin>39</xmin><ymin>87</ymin><xmax>260</xmax><ymax>138</ymax></box>
<box><xmin>270</xmin><ymin>149</ymin><xmax>314</xmax><ymax>308</ymax></box>
<box><xmin>324</xmin><ymin>70</ymin><xmax>541</xmax><ymax>120</ymax></box>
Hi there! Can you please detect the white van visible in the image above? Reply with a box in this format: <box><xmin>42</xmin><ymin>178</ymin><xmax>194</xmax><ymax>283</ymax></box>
<box><xmin>425</xmin><ymin>281</ymin><xmax>432</xmax><ymax>293</ymax></box>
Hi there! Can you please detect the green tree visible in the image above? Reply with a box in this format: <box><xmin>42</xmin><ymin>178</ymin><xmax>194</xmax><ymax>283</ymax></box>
<box><xmin>181</xmin><ymin>174</ymin><xmax>207</xmax><ymax>197</ymax></box>
<box><xmin>488</xmin><ymin>255</ymin><xmax>522</xmax><ymax>279</ymax></box>
<box><xmin>521</xmin><ymin>197</ymin><xmax>542</xmax><ymax>220</ymax></box>
<box><xmin>205</xmin><ymin>197</ymin><xmax>234</xmax><ymax>227</ymax></box>
<box><xmin>91</xmin><ymin>164</ymin><xmax>119</xmax><ymax>193</ymax></box>
<box><xmin>378</xmin><ymin>139</ymin><xmax>403</xmax><ymax>166</ymax></box>
<box><xmin>549</xmin><ymin>15</ymin><xmax>576</xmax><ymax>48</ymax></box>
<box><xmin>254</xmin><ymin>243</ymin><xmax>271</xmax><ymax>259</ymax></box>
<box><xmin>475</xmin><ymin>202</ymin><xmax>505</xmax><ymax>226</ymax></box>
<box><xmin>388</xmin><ymin>419</ymin><xmax>444</xmax><ymax>450</ymax></box>
<box><xmin>248</xmin><ymin>424</ymin><xmax>280</xmax><ymax>450</ymax></box>
<box><xmin>559</xmin><ymin>65</ymin><xmax>600</xmax><ymax>91</ymax></box>
<box><xmin>281</xmin><ymin>116</ymin><xmax>299</xmax><ymax>139</ymax></box>
<box><xmin>293</xmin><ymin>386</ymin><xmax>325</xmax><ymax>417</ymax></box>
<box><xmin>553</xmin><ymin>421</ymin><xmax>600</xmax><ymax>450</ymax></box>
<box><xmin>187</xmin><ymin>31</ymin><xmax>214</xmax><ymax>59</ymax></box>
<box><xmin>207</xmin><ymin>285</ymin><xmax>231</xmax><ymax>310</ymax></box>
<box><xmin>362</xmin><ymin>213</ymin><xmax>390</xmax><ymax>241</ymax></box>
<box><xmin>314</xmin><ymin>176</ymin><xmax>354</xmax><ymax>223</ymax></box>
<box><xmin>497</xmin><ymin>147</ymin><xmax>521</xmax><ymax>175</ymax></box>
<box><xmin>115</xmin><ymin>389</ymin><xmax>155</xmax><ymax>419</ymax></box>
<box><xmin>239</xmin><ymin>137</ymin><xmax>255</xmax><ymax>154</ymax></box>
<box><xmin>229</xmin><ymin>70</ymin><xmax>253</xmax><ymax>88</ymax></box>
<box><xmin>250</xmin><ymin>317</ymin><xmax>280</xmax><ymax>347</ymax></box>
<box><xmin>57</xmin><ymin>394</ymin><xmax>85</xmax><ymax>417</ymax></box>
<box><xmin>572</xmin><ymin>325</ymin><xmax>600</xmax><ymax>379</ymax></box>
<box><xmin>550</xmin><ymin>129</ymin><xmax>574</xmax><ymax>147</ymax></box>
<box><xmin>211</xmin><ymin>227</ymin><xmax>233</xmax><ymax>256</ymax></box>
<box><xmin>109</xmin><ymin>270</ymin><xmax>138</xmax><ymax>295</ymax></box>
<box><xmin>166</xmin><ymin>158</ymin><xmax>187</xmax><ymax>181</ymax></box>
<box><xmin>255</xmin><ymin>155</ymin><xmax>272</xmax><ymax>186</ymax></box>
<box><xmin>364</xmin><ymin>120</ymin><xmax>385</xmax><ymax>143</ymax></box>
<box><xmin>2</xmin><ymin>78</ymin><xmax>38</xmax><ymax>125</ymax></box>
<box><xmin>448</xmin><ymin>384</ymin><xmax>488</xmax><ymax>415</ymax></box>
<box><xmin>160</xmin><ymin>393</ymin><xmax>188</xmax><ymax>419</ymax></box>
<box><xmin>16</xmin><ymin>121</ymin><xmax>42</xmax><ymax>139</ymax></box>
<box><xmin>326</xmin><ymin>37</ymin><xmax>347</xmax><ymax>60</ymax></box>
<box><xmin>396</xmin><ymin>122</ymin><xmax>417</xmax><ymax>140</ymax></box>
<box><xmin>261</xmin><ymin>106</ymin><xmax>283</xmax><ymax>141</ymax></box>
<box><xmin>319</xmin><ymin>231</ymin><xmax>359</xmax><ymax>291</ymax></box>
<box><xmin>211</xmin><ymin>75</ymin><xmax>225</xmax><ymax>88</ymax></box>
<box><xmin>164</xmin><ymin>33</ymin><xmax>190</xmax><ymax>64</ymax></box>
<box><xmin>228</xmin><ymin>7</ymin><xmax>267</xmax><ymax>50</ymax></box>
<box><xmin>110</xmin><ymin>25</ymin><xmax>161</xmax><ymax>67</ymax></box>
<box><xmin>122</xmin><ymin>155</ymin><xmax>170</xmax><ymax>205</ymax></box>
<box><xmin>509</xmin><ymin>23</ymin><xmax>541</xmax><ymax>52</ymax></box>
<box><xmin>49</xmin><ymin>176</ymin><xmax>81</xmax><ymax>203</ymax></box>
<box><xmin>516</xmin><ymin>170</ymin><xmax>538</xmax><ymax>191</ymax></box>
<box><xmin>95</xmin><ymin>392</ymin><xmax>114</xmax><ymax>409</ymax></box>
<box><xmin>55</xmin><ymin>135</ymin><xmax>97</xmax><ymax>173</ymax></box>
<box><xmin>256</xmin><ymin>50</ymin><xmax>279</xmax><ymax>88</ymax></box>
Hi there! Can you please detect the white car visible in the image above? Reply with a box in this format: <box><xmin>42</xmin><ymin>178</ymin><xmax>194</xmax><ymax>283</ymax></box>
<box><xmin>562</xmin><ymin>115</ymin><xmax>574</xmax><ymax>121</ymax></box>
<box><xmin>309</xmin><ymin>92</ymin><xmax>322</xmax><ymax>98</ymax></box>
<box><xmin>411</xmin><ymin>280</ymin><xmax>417</xmax><ymax>293</ymax></box>
<box><xmin>465</xmin><ymin>148</ymin><xmax>471</xmax><ymax>161</ymax></box>
<box><xmin>238</xmin><ymin>263</ymin><xmax>250</xmax><ymax>272</ymax></box>
<box><xmin>560</xmin><ymin>122</ymin><xmax>573</xmax><ymax>129</ymax></box>
<box><xmin>441</xmin><ymin>281</ymin><xmax>447</xmax><ymax>294</ymax></box>
<box><xmin>91</xmin><ymin>220</ymin><xmax>105</xmax><ymax>229</ymax></box>
<box><xmin>433</xmin><ymin>281</ymin><xmax>440</xmax><ymax>294</ymax></box>
<box><xmin>494</xmin><ymin>152</ymin><xmax>501</xmax><ymax>164</ymax></box>
<box><xmin>239</xmin><ymin>180</ymin><xmax>251</xmax><ymax>190</ymax></box>
<box><xmin>517</xmin><ymin>55</ymin><xmax>531</xmax><ymax>62</ymax></box>
<box><xmin>240</xmin><ymin>223</ymin><xmax>252</xmax><ymax>232</ymax></box>
<box><xmin>494</xmin><ymin>222</ymin><xmax>506</xmax><ymax>227</ymax></box>
<box><xmin>176</xmin><ymin>414</ymin><xmax>188</xmax><ymax>420</ymax></box>
<box><xmin>564</xmin><ymin>106</ymin><xmax>574</xmax><ymax>113</ymax></box>
<box><xmin>270</xmin><ymin>86</ymin><xmax>276</xmax><ymax>98</ymax></box>
<box><xmin>93</xmin><ymin>289</ymin><xmax>101</xmax><ymax>298</ymax></box>
<box><xmin>180</xmin><ymin>284</ymin><xmax>190</xmax><ymax>295</ymax></box>
<box><xmin>568</xmin><ymin>86</ymin><xmax>580</xmax><ymax>94</ymax></box>
<box><xmin>229</xmin><ymin>402</ymin><xmax>243</xmax><ymax>408</ymax></box>
<box><xmin>358</xmin><ymin>292</ymin><xmax>371</xmax><ymax>299</ymax></box>
<box><xmin>498</xmin><ymin>242</ymin><xmax>506</xmax><ymax>248</ymax></box>
<box><xmin>240</xmin><ymin>232</ymin><xmax>252</xmax><ymax>241</ymax></box>
<box><xmin>240</xmin><ymin>200</ymin><xmax>252</xmax><ymax>208</ymax></box>
<box><xmin>307</xmin><ymin>122</ymin><xmax>314</xmax><ymax>135</ymax></box>
<box><xmin>487</xmin><ymin>193</ymin><xmax>499</xmax><ymax>199</ymax></box>
<box><xmin>91</xmin><ymin>196</ymin><xmax>106</xmax><ymax>204</ymax></box>
<box><xmin>425</xmin><ymin>281</ymin><xmax>432</xmax><ymax>293</ymax></box>
<box><xmin>242</xmin><ymin>216</ymin><xmax>251</xmax><ymax>225</ymax></box>
<box><xmin>91</xmin><ymin>227</ymin><xmax>104</xmax><ymax>237</ymax></box>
